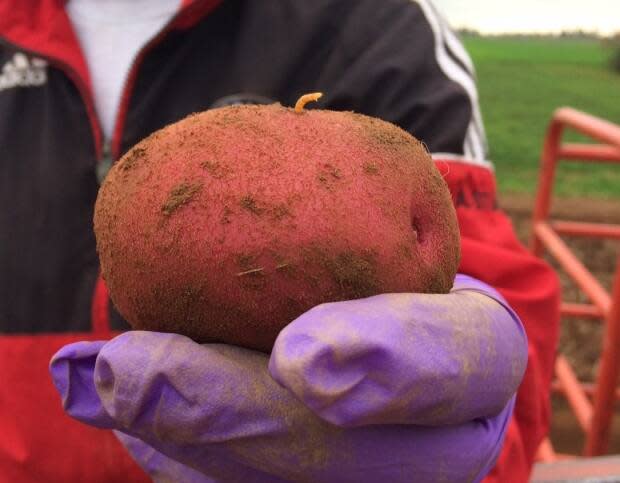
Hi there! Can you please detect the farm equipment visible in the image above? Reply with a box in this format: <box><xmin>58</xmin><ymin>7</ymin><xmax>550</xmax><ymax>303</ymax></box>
<box><xmin>528</xmin><ymin>108</ymin><xmax>620</xmax><ymax>477</ymax></box>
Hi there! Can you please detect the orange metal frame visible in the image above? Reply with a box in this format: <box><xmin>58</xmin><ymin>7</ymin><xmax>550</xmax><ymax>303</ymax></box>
<box><xmin>530</xmin><ymin>107</ymin><xmax>620</xmax><ymax>458</ymax></box>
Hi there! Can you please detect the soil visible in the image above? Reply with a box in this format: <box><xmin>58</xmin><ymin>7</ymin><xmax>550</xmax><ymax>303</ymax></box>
<box><xmin>161</xmin><ymin>182</ymin><xmax>202</xmax><ymax>216</ymax></box>
<box><xmin>499</xmin><ymin>193</ymin><xmax>620</xmax><ymax>454</ymax></box>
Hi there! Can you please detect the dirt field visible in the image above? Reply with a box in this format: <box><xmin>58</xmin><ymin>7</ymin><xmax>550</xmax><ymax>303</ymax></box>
<box><xmin>499</xmin><ymin>193</ymin><xmax>620</xmax><ymax>454</ymax></box>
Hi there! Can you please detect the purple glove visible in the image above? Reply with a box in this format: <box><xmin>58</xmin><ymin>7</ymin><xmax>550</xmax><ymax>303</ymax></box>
<box><xmin>50</xmin><ymin>274</ymin><xmax>526</xmax><ymax>482</ymax></box>
<box><xmin>270</xmin><ymin>274</ymin><xmax>527</xmax><ymax>427</ymax></box>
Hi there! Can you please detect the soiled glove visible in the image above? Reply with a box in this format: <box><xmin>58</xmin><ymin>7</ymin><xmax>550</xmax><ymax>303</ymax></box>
<box><xmin>50</xmin><ymin>275</ymin><xmax>526</xmax><ymax>482</ymax></box>
<box><xmin>270</xmin><ymin>274</ymin><xmax>527</xmax><ymax>427</ymax></box>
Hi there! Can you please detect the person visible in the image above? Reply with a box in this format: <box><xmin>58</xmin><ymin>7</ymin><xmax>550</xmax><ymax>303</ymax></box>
<box><xmin>0</xmin><ymin>0</ymin><xmax>560</xmax><ymax>481</ymax></box>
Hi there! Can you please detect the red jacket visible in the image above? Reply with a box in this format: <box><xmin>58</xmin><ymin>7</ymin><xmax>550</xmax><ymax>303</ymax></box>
<box><xmin>0</xmin><ymin>0</ymin><xmax>559</xmax><ymax>481</ymax></box>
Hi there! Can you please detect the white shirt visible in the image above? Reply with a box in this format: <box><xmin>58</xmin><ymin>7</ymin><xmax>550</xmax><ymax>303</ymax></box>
<box><xmin>66</xmin><ymin>0</ymin><xmax>181</xmax><ymax>141</ymax></box>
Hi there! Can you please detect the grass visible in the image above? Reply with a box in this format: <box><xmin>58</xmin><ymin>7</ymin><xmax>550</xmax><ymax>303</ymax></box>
<box><xmin>463</xmin><ymin>36</ymin><xmax>620</xmax><ymax>199</ymax></box>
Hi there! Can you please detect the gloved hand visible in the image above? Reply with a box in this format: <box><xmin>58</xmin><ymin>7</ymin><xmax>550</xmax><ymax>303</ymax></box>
<box><xmin>270</xmin><ymin>273</ymin><xmax>527</xmax><ymax>427</ymax></box>
<box><xmin>50</xmin><ymin>274</ymin><xmax>527</xmax><ymax>482</ymax></box>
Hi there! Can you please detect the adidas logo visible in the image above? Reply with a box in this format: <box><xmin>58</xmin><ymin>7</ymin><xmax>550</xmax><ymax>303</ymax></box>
<box><xmin>0</xmin><ymin>53</ymin><xmax>48</xmax><ymax>92</ymax></box>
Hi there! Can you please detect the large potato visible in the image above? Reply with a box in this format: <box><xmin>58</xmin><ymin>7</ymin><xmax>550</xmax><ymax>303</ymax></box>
<box><xmin>94</xmin><ymin>100</ymin><xmax>460</xmax><ymax>352</ymax></box>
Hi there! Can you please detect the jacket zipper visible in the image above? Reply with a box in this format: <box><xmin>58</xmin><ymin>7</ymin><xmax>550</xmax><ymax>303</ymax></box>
<box><xmin>96</xmin><ymin>140</ymin><xmax>113</xmax><ymax>184</ymax></box>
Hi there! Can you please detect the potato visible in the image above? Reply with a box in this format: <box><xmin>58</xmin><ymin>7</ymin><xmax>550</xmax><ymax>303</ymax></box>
<box><xmin>94</xmin><ymin>97</ymin><xmax>459</xmax><ymax>352</ymax></box>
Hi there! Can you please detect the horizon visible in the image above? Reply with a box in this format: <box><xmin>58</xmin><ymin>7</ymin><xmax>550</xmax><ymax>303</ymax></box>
<box><xmin>433</xmin><ymin>0</ymin><xmax>619</xmax><ymax>37</ymax></box>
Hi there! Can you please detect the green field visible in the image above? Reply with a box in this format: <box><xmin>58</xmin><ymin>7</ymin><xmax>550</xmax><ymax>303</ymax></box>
<box><xmin>463</xmin><ymin>36</ymin><xmax>620</xmax><ymax>199</ymax></box>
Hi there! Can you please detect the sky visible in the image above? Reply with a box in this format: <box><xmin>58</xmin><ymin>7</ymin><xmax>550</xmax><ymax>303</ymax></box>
<box><xmin>433</xmin><ymin>0</ymin><xmax>620</xmax><ymax>36</ymax></box>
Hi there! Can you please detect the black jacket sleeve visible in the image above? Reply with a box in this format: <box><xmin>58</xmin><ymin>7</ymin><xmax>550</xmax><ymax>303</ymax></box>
<box><xmin>310</xmin><ymin>0</ymin><xmax>488</xmax><ymax>164</ymax></box>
